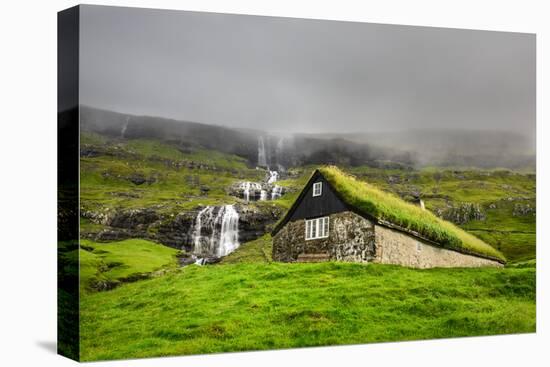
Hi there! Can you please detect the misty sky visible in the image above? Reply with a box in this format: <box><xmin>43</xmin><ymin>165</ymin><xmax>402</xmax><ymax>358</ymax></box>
<box><xmin>80</xmin><ymin>5</ymin><xmax>535</xmax><ymax>137</ymax></box>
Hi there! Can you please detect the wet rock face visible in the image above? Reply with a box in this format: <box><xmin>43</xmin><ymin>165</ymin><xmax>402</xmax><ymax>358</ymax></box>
<box><xmin>81</xmin><ymin>203</ymin><xmax>281</xmax><ymax>251</ymax></box>
<box><xmin>155</xmin><ymin>211</ymin><xmax>197</xmax><ymax>249</ymax></box>
<box><xmin>106</xmin><ymin>208</ymin><xmax>160</xmax><ymax>228</ymax></box>
<box><xmin>272</xmin><ymin>211</ymin><xmax>376</xmax><ymax>262</ymax></box>
<box><xmin>93</xmin><ymin>229</ymin><xmax>135</xmax><ymax>242</ymax></box>
<box><xmin>81</xmin><ymin>207</ymin><xmax>193</xmax><ymax>249</ymax></box>
<box><xmin>228</xmin><ymin>181</ymin><xmax>286</xmax><ymax>201</ymax></box>
<box><xmin>228</xmin><ymin>181</ymin><xmax>263</xmax><ymax>201</ymax></box>
<box><xmin>435</xmin><ymin>203</ymin><xmax>486</xmax><ymax>224</ymax></box>
<box><xmin>236</xmin><ymin>204</ymin><xmax>283</xmax><ymax>243</ymax></box>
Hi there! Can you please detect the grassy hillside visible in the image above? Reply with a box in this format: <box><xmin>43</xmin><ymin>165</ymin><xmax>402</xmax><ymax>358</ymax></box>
<box><xmin>221</xmin><ymin>234</ymin><xmax>273</xmax><ymax>264</ymax></box>
<box><xmin>79</xmin><ymin>132</ymin><xmax>535</xmax><ymax>262</ymax></box>
<box><xmin>80</xmin><ymin>261</ymin><xmax>535</xmax><ymax>361</ymax></box>
<box><xmin>77</xmin><ymin>132</ymin><xmax>536</xmax><ymax>361</ymax></box>
<box><xmin>79</xmin><ymin>239</ymin><xmax>180</xmax><ymax>293</ymax></box>
<box><xmin>80</xmin><ymin>132</ymin><xmax>267</xmax><ymax>214</ymax></box>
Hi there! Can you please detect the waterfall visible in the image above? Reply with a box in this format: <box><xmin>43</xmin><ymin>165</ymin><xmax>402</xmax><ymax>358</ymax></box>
<box><xmin>271</xmin><ymin>185</ymin><xmax>283</xmax><ymax>200</ymax></box>
<box><xmin>192</xmin><ymin>206</ymin><xmax>215</xmax><ymax>255</ymax></box>
<box><xmin>217</xmin><ymin>205</ymin><xmax>240</xmax><ymax>257</ymax></box>
<box><xmin>242</xmin><ymin>182</ymin><xmax>251</xmax><ymax>201</ymax></box>
<box><xmin>267</xmin><ymin>170</ymin><xmax>281</xmax><ymax>199</ymax></box>
<box><xmin>258</xmin><ymin>136</ymin><xmax>267</xmax><ymax>167</ymax></box>
<box><xmin>120</xmin><ymin>116</ymin><xmax>130</xmax><ymax>139</ymax></box>
<box><xmin>192</xmin><ymin>205</ymin><xmax>240</xmax><ymax>259</ymax></box>
<box><xmin>240</xmin><ymin>182</ymin><xmax>262</xmax><ymax>201</ymax></box>
<box><xmin>267</xmin><ymin>170</ymin><xmax>279</xmax><ymax>184</ymax></box>
<box><xmin>260</xmin><ymin>190</ymin><xmax>268</xmax><ymax>201</ymax></box>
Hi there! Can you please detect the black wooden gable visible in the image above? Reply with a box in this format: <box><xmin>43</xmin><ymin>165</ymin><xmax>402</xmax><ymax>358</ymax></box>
<box><xmin>272</xmin><ymin>170</ymin><xmax>349</xmax><ymax>235</ymax></box>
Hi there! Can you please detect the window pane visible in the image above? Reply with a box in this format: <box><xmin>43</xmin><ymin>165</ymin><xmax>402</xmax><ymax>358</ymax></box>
<box><xmin>323</xmin><ymin>217</ymin><xmax>329</xmax><ymax>236</ymax></box>
<box><xmin>312</xmin><ymin>220</ymin><xmax>317</xmax><ymax>238</ymax></box>
<box><xmin>313</xmin><ymin>219</ymin><xmax>319</xmax><ymax>238</ymax></box>
<box><xmin>313</xmin><ymin>182</ymin><xmax>322</xmax><ymax>196</ymax></box>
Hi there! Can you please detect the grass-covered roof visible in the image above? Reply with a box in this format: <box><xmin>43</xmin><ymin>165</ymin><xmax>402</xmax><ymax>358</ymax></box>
<box><xmin>275</xmin><ymin>166</ymin><xmax>506</xmax><ymax>263</ymax></box>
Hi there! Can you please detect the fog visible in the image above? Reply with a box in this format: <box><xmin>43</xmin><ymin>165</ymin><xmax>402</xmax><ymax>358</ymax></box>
<box><xmin>79</xmin><ymin>5</ymin><xmax>535</xmax><ymax>149</ymax></box>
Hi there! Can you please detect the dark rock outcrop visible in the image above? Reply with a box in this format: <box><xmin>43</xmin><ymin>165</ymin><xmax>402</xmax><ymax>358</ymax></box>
<box><xmin>236</xmin><ymin>204</ymin><xmax>282</xmax><ymax>243</ymax></box>
<box><xmin>107</xmin><ymin>208</ymin><xmax>160</xmax><ymax>228</ymax></box>
<box><xmin>155</xmin><ymin>210</ymin><xmax>197</xmax><ymax>249</ymax></box>
<box><xmin>435</xmin><ymin>203</ymin><xmax>486</xmax><ymax>224</ymax></box>
<box><xmin>81</xmin><ymin>203</ymin><xmax>281</xmax><ymax>252</ymax></box>
<box><xmin>513</xmin><ymin>203</ymin><xmax>535</xmax><ymax>217</ymax></box>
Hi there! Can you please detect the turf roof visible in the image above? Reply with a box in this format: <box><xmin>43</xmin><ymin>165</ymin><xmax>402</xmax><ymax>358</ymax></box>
<box><xmin>274</xmin><ymin>166</ymin><xmax>506</xmax><ymax>263</ymax></box>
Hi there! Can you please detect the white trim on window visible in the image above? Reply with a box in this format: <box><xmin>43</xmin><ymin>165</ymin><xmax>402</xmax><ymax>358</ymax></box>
<box><xmin>313</xmin><ymin>182</ymin><xmax>322</xmax><ymax>197</ymax></box>
<box><xmin>305</xmin><ymin>216</ymin><xmax>330</xmax><ymax>240</ymax></box>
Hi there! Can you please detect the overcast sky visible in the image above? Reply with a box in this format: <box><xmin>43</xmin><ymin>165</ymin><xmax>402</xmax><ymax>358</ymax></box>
<box><xmin>80</xmin><ymin>5</ymin><xmax>535</xmax><ymax>137</ymax></box>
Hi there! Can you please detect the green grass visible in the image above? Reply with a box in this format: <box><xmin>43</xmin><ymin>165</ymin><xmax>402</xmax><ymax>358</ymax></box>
<box><xmin>124</xmin><ymin>139</ymin><xmax>250</xmax><ymax>170</ymax></box>
<box><xmin>79</xmin><ymin>132</ymin><xmax>535</xmax><ymax>262</ymax></box>
<box><xmin>221</xmin><ymin>234</ymin><xmax>273</xmax><ymax>264</ymax></box>
<box><xmin>79</xmin><ymin>132</ymin><xmax>272</xmax><ymax>213</ymax></box>
<box><xmin>79</xmin><ymin>239</ymin><xmax>180</xmax><ymax>293</ymax></box>
<box><xmin>80</xmin><ymin>261</ymin><xmax>535</xmax><ymax>361</ymax></box>
<box><xmin>308</xmin><ymin>167</ymin><xmax>505</xmax><ymax>262</ymax></box>
<box><xmin>75</xmin><ymin>133</ymin><xmax>536</xmax><ymax>361</ymax></box>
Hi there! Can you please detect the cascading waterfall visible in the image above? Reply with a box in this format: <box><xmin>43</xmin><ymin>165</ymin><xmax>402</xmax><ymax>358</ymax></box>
<box><xmin>258</xmin><ymin>136</ymin><xmax>267</xmax><ymax>167</ymax></box>
<box><xmin>249</xmin><ymin>136</ymin><xmax>283</xmax><ymax>201</ymax></box>
<box><xmin>192</xmin><ymin>206</ymin><xmax>215</xmax><ymax>255</ymax></box>
<box><xmin>217</xmin><ymin>205</ymin><xmax>240</xmax><ymax>256</ymax></box>
<box><xmin>240</xmin><ymin>182</ymin><xmax>262</xmax><ymax>202</ymax></box>
<box><xmin>271</xmin><ymin>185</ymin><xmax>283</xmax><ymax>200</ymax></box>
<box><xmin>120</xmin><ymin>116</ymin><xmax>130</xmax><ymax>139</ymax></box>
<box><xmin>192</xmin><ymin>205</ymin><xmax>240</xmax><ymax>260</ymax></box>
<box><xmin>267</xmin><ymin>169</ymin><xmax>282</xmax><ymax>200</ymax></box>
<box><xmin>258</xmin><ymin>134</ymin><xmax>289</xmax><ymax>171</ymax></box>
<box><xmin>267</xmin><ymin>170</ymin><xmax>279</xmax><ymax>184</ymax></box>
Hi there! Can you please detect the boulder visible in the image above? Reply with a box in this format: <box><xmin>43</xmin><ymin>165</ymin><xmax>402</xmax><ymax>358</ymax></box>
<box><xmin>436</xmin><ymin>203</ymin><xmax>486</xmax><ymax>224</ymax></box>
<box><xmin>513</xmin><ymin>203</ymin><xmax>535</xmax><ymax>217</ymax></box>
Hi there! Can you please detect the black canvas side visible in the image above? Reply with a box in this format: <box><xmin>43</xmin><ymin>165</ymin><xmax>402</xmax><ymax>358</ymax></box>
<box><xmin>57</xmin><ymin>5</ymin><xmax>80</xmax><ymax>361</ymax></box>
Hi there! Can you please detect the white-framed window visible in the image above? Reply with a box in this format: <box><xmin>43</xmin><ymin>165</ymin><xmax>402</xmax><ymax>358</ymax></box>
<box><xmin>305</xmin><ymin>216</ymin><xmax>329</xmax><ymax>240</ymax></box>
<box><xmin>313</xmin><ymin>182</ymin><xmax>322</xmax><ymax>197</ymax></box>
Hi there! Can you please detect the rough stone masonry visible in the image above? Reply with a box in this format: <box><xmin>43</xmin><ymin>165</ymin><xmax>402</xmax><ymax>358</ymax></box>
<box><xmin>272</xmin><ymin>211</ymin><xmax>502</xmax><ymax>268</ymax></box>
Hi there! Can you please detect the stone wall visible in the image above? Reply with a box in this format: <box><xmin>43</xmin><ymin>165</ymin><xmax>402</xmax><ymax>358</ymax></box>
<box><xmin>272</xmin><ymin>211</ymin><xmax>376</xmax><ymax>262</ymax></box>
<box><xmin>373</xmin><ymin>224</ymin><xmax>503</xmax><ymax>268</ymax></box>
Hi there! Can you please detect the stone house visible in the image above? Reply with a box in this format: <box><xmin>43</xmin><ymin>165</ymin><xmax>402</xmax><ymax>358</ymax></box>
<box><xmin>271</xmin><ymin>167</ymin><xmax>505</xmax><ymax>268</ymax></box>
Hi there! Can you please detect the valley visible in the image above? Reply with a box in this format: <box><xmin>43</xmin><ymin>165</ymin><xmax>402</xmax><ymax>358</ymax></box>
<box><xmin>75</xmin><ymin>109</ymin><xmax>536</xmax><ymax>360</ymax></box>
